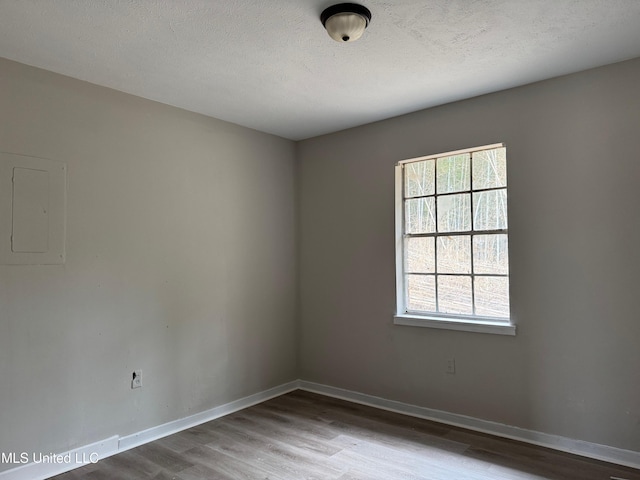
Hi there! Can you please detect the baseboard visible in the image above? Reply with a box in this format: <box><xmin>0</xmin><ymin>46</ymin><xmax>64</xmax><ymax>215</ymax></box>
<box><xmin>298</xmin><ymin>380</ymin><xmax>640</xmax><ymax>470</ymax></box>
<box><xmin>0</xmin><ymin>380</ymin><xmax>299</xmax><ymax>480</ymax></box>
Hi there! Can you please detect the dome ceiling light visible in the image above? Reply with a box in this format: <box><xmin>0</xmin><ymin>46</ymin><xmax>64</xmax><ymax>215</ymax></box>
<box><xmin>320</xmin><ymin>3</ymin><xmax>372</xmax><ymax>43</ymax></box>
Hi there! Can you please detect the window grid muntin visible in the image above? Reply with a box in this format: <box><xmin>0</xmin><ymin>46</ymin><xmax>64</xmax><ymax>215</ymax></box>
<box><xmin>402</xmin><ymin>146</ymin><xmax>509</xmax><ymax>320</ymax></box>
<box><xmin>405</xmin><ymin>184</ymin><xmax>506</xmax><ymax>200</ymax></box>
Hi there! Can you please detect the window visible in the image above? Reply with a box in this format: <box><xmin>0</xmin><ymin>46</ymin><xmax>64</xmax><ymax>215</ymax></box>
<box><xmin>394</xmin><ymin>143</ymin><xmax>514</xmax><ymax>335</ymax></box>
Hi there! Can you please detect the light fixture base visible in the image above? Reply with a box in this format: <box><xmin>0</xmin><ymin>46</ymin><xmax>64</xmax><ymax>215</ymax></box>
<box><xmin>321</xmin><ymin>3</ymin><xmax>372</xmax><ymax>42</ymax></box>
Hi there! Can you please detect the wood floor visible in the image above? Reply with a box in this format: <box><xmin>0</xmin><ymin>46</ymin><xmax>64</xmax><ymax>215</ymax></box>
<box><xmin>50</xmin><ymin>390</ymin><xmax>640</xmax><ymax>480</ymax></box>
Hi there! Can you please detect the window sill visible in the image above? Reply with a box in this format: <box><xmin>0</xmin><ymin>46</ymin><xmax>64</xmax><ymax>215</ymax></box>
<box><xmin>393</xmin><ymin>314</ymin><xmax>516</xmax><ymax>336</ymax></box>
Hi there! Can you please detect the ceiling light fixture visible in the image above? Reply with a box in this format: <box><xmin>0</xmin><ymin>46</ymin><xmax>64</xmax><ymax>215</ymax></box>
<box><xmin>320</xmin><ymin>3</ymin><xmax>372</xmax><ymax>43</ymax></box>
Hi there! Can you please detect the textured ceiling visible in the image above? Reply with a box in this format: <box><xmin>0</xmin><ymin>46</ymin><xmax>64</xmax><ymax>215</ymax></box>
<box><xmin>1</xmin><ymin>1</ymin><xmax>640</xmax><ymax>140</ymax></box>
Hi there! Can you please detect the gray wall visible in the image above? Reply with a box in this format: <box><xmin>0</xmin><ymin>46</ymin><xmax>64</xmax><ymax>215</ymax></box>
<box><xmin>0</xmin><ymin>58</ymin><xmax>297</xmax><ymax>467</ymax></box>
<box><xmin>298</xmin><ymin>58</ymin><xmax>640</xmax><ymax>452</ymax></box>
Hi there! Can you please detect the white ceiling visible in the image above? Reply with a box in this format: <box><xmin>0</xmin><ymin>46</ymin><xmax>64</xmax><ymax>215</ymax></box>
<box><xmin>1</xmin><ymin>1</ymin><xmax>640</xmax><ymax>140</ymax></box>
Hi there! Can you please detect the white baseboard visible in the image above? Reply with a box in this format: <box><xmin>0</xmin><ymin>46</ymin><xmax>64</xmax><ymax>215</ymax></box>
<box><xmin>2</xmin><ymin>379</ymin><xmax>637</xmax><ymax>479</ymax></box>
<box><xmin>298</xmin><ymin>380</ymin><xmax>640</xmax><ymax>470</ymax></box>
<box><xmin>0</xmin><ymin>381</ymin><xmax>299</xmax><ymax>480</ymax></box>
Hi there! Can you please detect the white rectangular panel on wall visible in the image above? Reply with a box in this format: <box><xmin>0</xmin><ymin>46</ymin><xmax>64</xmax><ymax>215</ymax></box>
<box><xmin>0</xmin><ymin>152</ymin><xmax>66</xmax><ymax>264</ymax></box>
<box><xmin>12</xmin><ymin>167</ymin><xmax>50</xmax><ymax>253</ymax></box>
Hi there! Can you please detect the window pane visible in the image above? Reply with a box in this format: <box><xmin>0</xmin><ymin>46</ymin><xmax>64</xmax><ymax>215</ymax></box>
<box><xmin>437</xmin><ymin>275</ymin><xmax>472</xmax><ymax>314</ymax></box>
<box><xmin>473</xmin><ymin>190</ymin><xmax>507</xmax><ymax>231</ymax></box>
<box><xmin>475</xmin><ymin>276</ymin><xmax>510</xmax><ymax>318</ymax></box>
<box><xmin>405</xmin><ymin>198</ymin><xmax>436</xmax><ymax>234</ymax></box>
<box><xmin>472</xmin><ymin>147</ymin><xmax>506</xmax><ymax>190</ymax></box>
<box><xmin>437</xmin><ymin>236</ymin><xmax>471</xmax><ymax>274</ymax></box>
<box><xmin>473</xmin><ymin>234</ymin><xmax>509</xmax><ymax>275</ymax></box>
<box><xmin>437</xmin><ymin>154</ymin><xmax>470</xmax><ymax>194</ymax></box>
<box><xmin>437</xmin><ymin>193</ymin><xmax>470</xmax><ymax>232</ymax></box>
<box><xmin>405</xmin><ymin>160</ymin><xmax>435</xmax><ymax>197</ymax></box>
<box><xmin>405</xmin><ymin>237</ymin><xmax>435</xmax><ymax>273</ymax></box>
<box><xmin>406</xmin><ymin>275</ymin><xmax>436</xmax><ymax>312</ymax></box>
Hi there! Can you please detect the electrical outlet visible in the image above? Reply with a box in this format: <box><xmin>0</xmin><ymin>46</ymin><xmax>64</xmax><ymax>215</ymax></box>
<box><xmin>131</xmin><ymin>370</ymin><xmax>142</xmax><ymax>389</ymax></box>
<box><xmin>446</xmin><ymin>358</ymin><xmax>456</xmax><ymax>374</ymax></box>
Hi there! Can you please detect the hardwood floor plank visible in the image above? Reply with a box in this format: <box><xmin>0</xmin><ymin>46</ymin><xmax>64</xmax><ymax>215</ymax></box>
<box><xmin>250</xmin><ymin>402</ymin><xmax>343</xmax><ymax>440</ymax></box>
<box><xmin>330</xmin><ymin>434</ymin><xmax>546</xmax><ymax>480</ymax></box>
<box><xmin>210</xmin><ymin>419</ymin><xmax>346</xmax><ymax>479</ymax></box>
<box><xmin>446</xmin><ymin>428</ymin><xmax>640</xmax><ymax>480</ymax></box>
<box><xmin>172</xmin><ymin>462</ymin><xmax>236</xmax><ymax>480</ymax></box>
<box><xmin>148</xmin><ymin>471</ymin><xmax>182</xmax><ymax>480</ymax></box>
<box><xmin>224</xmin><ymin>411</ymin><xmax>343</xmax><ymax>456</ymax></box>
<box><xmin>180</xmin><ymin>445</ymin><xmax>283</xmax><ymax>480</ymax></box>
<box><xmin>317</xmin><ymin>411</ymin><xmax>470</xmax><ymax>455</ymax></box>
<box><xmin>286</xmin><ymin>390</ymin><xmax>453</xmax><ymax>437</ymax></box>
<box><xmin>270</xmin><ymin>391</ymin><xmax>465</xmax><ymax>453</ymax></box>
<box><xmin>96</xmin><ymin>450</ymin><xmax>165</xmax><ymax>480</ymax></box>
<box><xmin>128</xmin><ymin>443</ymin><xmax>193</xmax><ymax>473</ymax></box>
<box><xmin>327</xmin><ymin>442</ymin><xmax>450</xmax><ymax>480</ymax></box>
<box><xmin>154</xmin><ymin>431</ymin><xmax>206</xmax><ymax>454</ymax></box>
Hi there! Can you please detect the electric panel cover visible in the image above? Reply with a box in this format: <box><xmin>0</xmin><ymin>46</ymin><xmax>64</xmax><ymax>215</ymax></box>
<box><xmin>0</xmin><ymin>152</ymin><xmax>66</xmax><ymax>264</ymax></box>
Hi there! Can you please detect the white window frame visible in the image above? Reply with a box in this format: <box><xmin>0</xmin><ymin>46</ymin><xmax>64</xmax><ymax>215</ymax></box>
<box><xmin>394</xmin><ymin>143</ymin><xmax>516</xmax><ymax>335</ymax></box>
